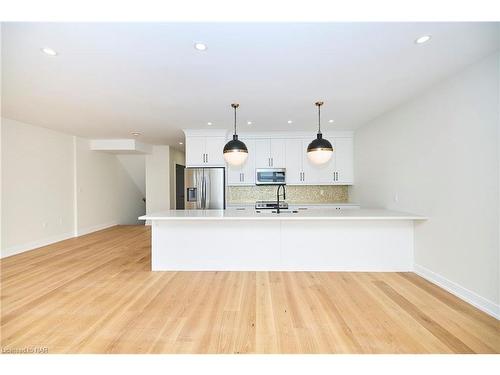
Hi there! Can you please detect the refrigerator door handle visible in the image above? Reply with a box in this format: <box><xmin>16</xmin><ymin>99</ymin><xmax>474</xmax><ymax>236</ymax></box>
<box><xmin>197</xmin><ymin>170</ymin><xmax>203</xmax><ymax>209</ymax></box>
<box><xmin>201</xmin><ymin>175</ymin><xmax>206</xmax><ymax>209</ymax></box>
<box><xmin>205</xmin><ymin>173</ymin><xmax>210</xmax><ymax>209</ymax></box>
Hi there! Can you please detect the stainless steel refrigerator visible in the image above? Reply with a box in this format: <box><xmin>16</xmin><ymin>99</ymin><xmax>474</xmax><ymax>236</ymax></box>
<box><xmin>184</xmin><ymin>167</ymin><xmax>225</xmax><ymax>209</ymax></box>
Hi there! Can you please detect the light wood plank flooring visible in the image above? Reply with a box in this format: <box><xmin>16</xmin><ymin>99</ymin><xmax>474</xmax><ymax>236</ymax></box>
<box><xmin>1</xmin><ymin>225</ymin><xmax>498</xmax><ymax>354</ymax></box>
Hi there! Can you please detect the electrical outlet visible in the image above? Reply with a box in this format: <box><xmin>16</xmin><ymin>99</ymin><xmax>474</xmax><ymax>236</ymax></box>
<box><xmin>42</xmin><ymin>222</ymin><xmax>47</xmax><ymax>228</ymax></box>
<box><xmin>320</xmin><ymin>189</ymin><xmax>324</xmax><ymax>196</ymax></box>
<box><xmin>394</xmin><ymin>193</ymin><xmax>399</xmax><ymax>203</ymax></box>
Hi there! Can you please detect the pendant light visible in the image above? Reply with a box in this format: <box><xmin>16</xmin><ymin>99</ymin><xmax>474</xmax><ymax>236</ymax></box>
<box><xmin>223</xmin><ymin>103</ymin><xmax>248</xmax><ymax>166</ymax></box>
<box><xmin>307</xmin><ymin>101</ymin><xmax>334</xmax><ymax>164</ymax></box>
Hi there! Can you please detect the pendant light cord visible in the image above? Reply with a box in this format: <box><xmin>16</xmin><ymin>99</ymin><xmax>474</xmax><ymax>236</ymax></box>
<box><xmin>318</xmin><ymin>104</ymin><xmax>321</xmax><ymax>134</ymax></box>
<box><xmin>234</xmin><ymin>106</ymin><xmax>237</xmax><ymax>135</ymax></box>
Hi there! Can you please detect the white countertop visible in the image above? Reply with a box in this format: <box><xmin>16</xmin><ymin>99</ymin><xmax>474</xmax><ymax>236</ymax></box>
<box><xmin>140</xmin><ymin>208</ymin><xmax>426</xmax><ymax>221</ymax></box>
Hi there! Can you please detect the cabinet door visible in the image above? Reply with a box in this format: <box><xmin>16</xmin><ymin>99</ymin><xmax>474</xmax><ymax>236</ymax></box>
<box><xmin>254</xmin><ymin>139</ymin><xmax>271</xmax><ymax>168</ymax></box>
<box><xmin>303</xmin><ymin>137</ymin><xmax>337</xmax><ymax>184</ymax></box>
<box><xmin>205</xmin><ymin>136</ymin><xmax>226</xmax><ymax>166</ymax></box>
<box><xmin>270</xmin><ymin>139</ymin><xmax>286</xmax><ymax>168</ymax></box>
<box><xmin>227</xmin><ymin>164</ymin><xmax>243</xmax><ymax>185</ymax></box>
<box><xmin>334</xmin><ymin>137</ymin><xmax>353</xmax><ymax>184</ymax></box>
<box><xmin>226</xmin><ymin>139</ymin><xmax>255</xmax><ymax>185</ymax></box>
<box><xmin>285</xmin><ymin>139</ymin><xmax>304</xmax><ymax>185</ymax></box>
<box><xmin>241</xmin><ymin>139</ymin><xmax>255</xmax><ymax>184</ymax></box>
<box><xmin>185</xmin><ymin>136</ymin><xmax>206</xmax><ymax>167</ymax></box>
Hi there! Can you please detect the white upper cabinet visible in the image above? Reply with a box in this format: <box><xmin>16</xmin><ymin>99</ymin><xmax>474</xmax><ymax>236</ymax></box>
<box><xmin>254</xmin><ymin>139</ymin><xmax>271</xmax><ymax>168</ymax></box>
<box><xmin>285</xmin><ymin>138</ymin><xmax>305</xmax><ymax>184</ymax></box>
<box><xmin>184</xmin><ymin>130</ymin><xmax>227</xmax><ymax>167</ymax></box>
<box><xmin>204</xmin><ymin>136</ymin><xmax>226</xmax><ymax>166</ymax></box>
<box><xmin>304</xmin><ymin>137</ymin><xmax>337</xmax><ymax>184</ymax></box>
<box><xmin>185</xmin><ymin>130</ymin><xmax>353</xmax><ymax>186</ymax></box>
<box><xmin>333</xmin><ymin>137</ymin><xmax>354</xmax><ymax>184</ymax></box>
<box><xmin>286</xmin><ymin>137</ymin><xmax>353</xmax><ymax>186</ymax></box>
<box><xmin>226</xmin><ymin>138</ymin><xmax>255</xmax><ymax>185</ymax></box>
<box><xmin>185</xmin><ymin>136</ymin><xmax>206</xmax><ymax>166</ymax></box>
<box><xmin>254</xmin><ymin>138</ymin><xmax>286</xmax><ymax>168</ymax></box>
<box><xmin>270</xmin><ymin>139</ymin><xmax>286</xmax><ymax>168</ymax></box>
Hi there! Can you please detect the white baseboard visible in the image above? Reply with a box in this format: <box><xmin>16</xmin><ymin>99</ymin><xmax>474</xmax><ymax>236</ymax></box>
<box><xmin>1</xmin><ymin>231</ymin><xmax>75</xmax><ymax>259</ymax></box>
<box><xmin>414</xmin><ymin>264</ymin><xmax>499</xmax><ymax>320</ymax></box>
<box><xmin>1</xmin><ymin>222</ymin><xmax>119</xmax><ymax>259</ymax></box>
<box><xmin>76</xmin><ymin>222</ymin><xmax>118</xmax><ymax>236</ymax></box>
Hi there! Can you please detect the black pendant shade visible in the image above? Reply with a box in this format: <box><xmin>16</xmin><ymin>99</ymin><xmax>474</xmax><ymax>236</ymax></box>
<box><xmin>223</xmin><ymin>134</ymin><xmax>248</xmax><ymax>153</ymax></box>
<box><xmin>307</xmin><ymin>133</ymin><xmax>333</xmax><ymax>152</ymax></box>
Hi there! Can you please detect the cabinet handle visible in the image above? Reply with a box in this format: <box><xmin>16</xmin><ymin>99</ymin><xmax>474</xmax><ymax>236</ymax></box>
<box><xmin>242</xmin><ymin>173</ymin><xmax>244</xmax><ymax>182</ymax></box>
<box><xmin>271</xmin><ymin>158</ymin><xmax>273</xmax><ymax>167</ymax></box>
<box><xmin>302</xmin><ymin>172</ymin><xmax>305</xmax><ymax>181</ymax></box>
<box><xmin>206</xmin><ymin>153</ymin><xmax>208</xmax><ymax>163</ymax></box>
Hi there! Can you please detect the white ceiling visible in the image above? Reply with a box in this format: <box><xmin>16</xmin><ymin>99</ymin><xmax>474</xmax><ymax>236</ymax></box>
<box><xmin>2</xmin><ymin>22</ymin><xmax>499</xmax><ymax>148</ymax></box>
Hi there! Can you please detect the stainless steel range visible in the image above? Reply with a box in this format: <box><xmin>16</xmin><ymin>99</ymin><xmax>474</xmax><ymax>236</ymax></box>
<box><xmin>255</xmin><ymin>200</ymin><xmax>289</xmax><ymax>210</ymax></box>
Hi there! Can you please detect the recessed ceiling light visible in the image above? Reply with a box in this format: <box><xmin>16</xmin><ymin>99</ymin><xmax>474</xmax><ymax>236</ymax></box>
<box><xmin>328</xmin><ymin>119</ymin><xmax>334</xmax><ymax>123</ymax></box>
<box><xmin>41</xmin><ymin>47</ymin><xmax>57</xmax><ymax>56</ymax></box>
<box><xmin>194</xmin><ymin>42</ymin><xmax>207</xmax><ymax>51</ymax></box>
<box><xmin>207</xmin><ymin>122</ymin><xmax>212</xmax><ymax>126</ymax></box>
<box><xmin>287</xmin><ymin>120</ymin><xmax>293</xmax><ymax>124</ymax></box>
<box><xmin>415</xmin><ymin>35</ymin><xmax>431</xmax><ymax>45</ymax></box>
<box><xmin>179</xmin><ymin>142</ymin><xmax>183</xmax><ymax>145</ymax></box>
<box><xmin>247</xmin><ymin>121</ymin><xmax>252</xmax><ymax>125</ymax></box>
<box><xmin>131</xmin><ymin>132</ymin><xmax>141</xmax><ymax>136</ymax></box>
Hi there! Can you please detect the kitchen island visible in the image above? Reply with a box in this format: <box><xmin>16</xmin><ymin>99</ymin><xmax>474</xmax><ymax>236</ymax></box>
<box><xmin>139</xmin><ymin>209</ymin><xmax>426</xmax><ymax>272</ymax></box>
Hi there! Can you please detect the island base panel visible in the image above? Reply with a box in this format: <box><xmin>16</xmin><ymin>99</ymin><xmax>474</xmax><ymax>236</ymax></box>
<box><xmin>151</xmin><ymin>220</ymin><xmax>414</xmax><ymax>271</ymax></box>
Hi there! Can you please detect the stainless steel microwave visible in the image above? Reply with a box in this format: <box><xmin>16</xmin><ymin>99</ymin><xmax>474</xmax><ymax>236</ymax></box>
<box><xmin>255</xmin><ymin>168</ymin><xmax>286</xmax><ymax>185</ymax></box>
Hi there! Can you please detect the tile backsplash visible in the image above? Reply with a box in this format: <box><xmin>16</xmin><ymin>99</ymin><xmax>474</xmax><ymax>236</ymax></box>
<box><xmin>227</xmin><ymin>185</ymin><xmax>348</xmax><ymax>204</ymax></box>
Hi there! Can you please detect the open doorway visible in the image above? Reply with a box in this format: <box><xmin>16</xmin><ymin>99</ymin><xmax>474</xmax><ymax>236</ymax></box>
<box><xmin>175</xmin><ymin>164</ymin><xmax>185</xmax><ymax>209</ymax></box>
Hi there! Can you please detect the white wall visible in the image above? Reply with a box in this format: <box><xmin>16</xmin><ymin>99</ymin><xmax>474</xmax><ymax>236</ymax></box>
<box><xmin>116</xmin><ymin>154</ymin><xmax>146</xmax><ymax>197</ymax></box>
<box><xmin>169</xmin><ymin>148</ymin><xmax>185</xmax><ymax>209</ymax></box>
<box><xmin>75</xmin><ymin>138</ymin><xmax>145</xmax><ymax>235</ymax></box>
<box><xmin>145</xmin><ymin>146</ymin><xmax>170</xmax><ymax>214</ymax></box>
<box><xmin>1</xmin><ymin>118</ymin><xmax>75</xmax><ymax>256</ymax></box>
<box><xmin>351</xmin><ymin>53</ymin><xmax>500</xmax><ymax>316</ymax></box>
<box><xmin>1</xmin><ymin>118</ymin><xmax>147</xmax><ymax>257</ymax></box>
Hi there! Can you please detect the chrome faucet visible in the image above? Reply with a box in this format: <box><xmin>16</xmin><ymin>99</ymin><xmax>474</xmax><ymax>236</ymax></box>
<box><xmin>276</xmin><ymin>184</ymin><xmax>286</xmax><ymax>214</ymax></box>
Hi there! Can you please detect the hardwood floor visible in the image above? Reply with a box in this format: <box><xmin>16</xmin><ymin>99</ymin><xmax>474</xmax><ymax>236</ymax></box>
<box><xmin>1</xmin><ymin>225</ymin><xmax>498</xmax><ymax>354</ymax></box>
